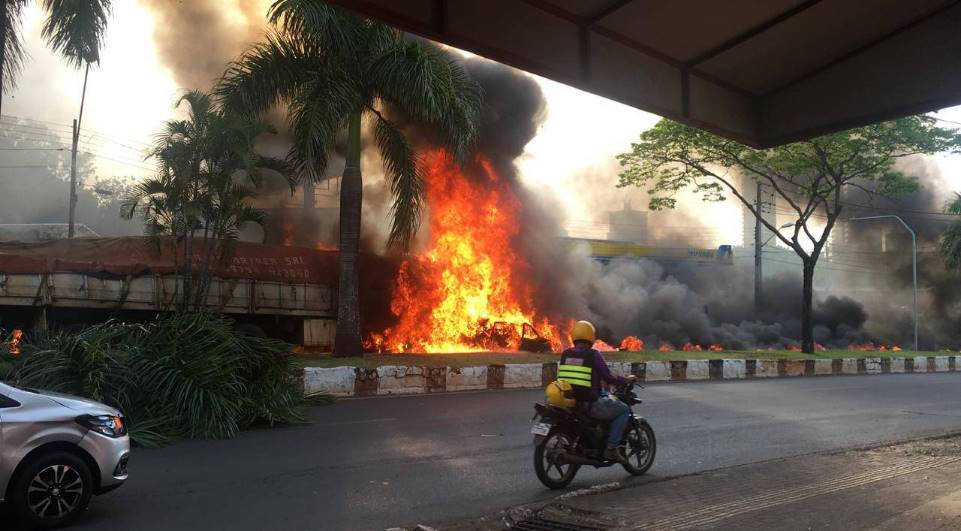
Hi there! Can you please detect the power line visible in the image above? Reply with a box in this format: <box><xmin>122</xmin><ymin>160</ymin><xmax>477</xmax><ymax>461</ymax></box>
<box><xmin>0</xmin><ymin>147</ymin><xmax>66</xmax><ymax>151</ymax></box>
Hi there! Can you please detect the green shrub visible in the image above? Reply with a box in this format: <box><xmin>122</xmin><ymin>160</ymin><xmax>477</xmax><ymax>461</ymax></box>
<box><xmin>10</xmin><ymin>313</ymin><xmax>308</xmax><ymax>447</ymax></box>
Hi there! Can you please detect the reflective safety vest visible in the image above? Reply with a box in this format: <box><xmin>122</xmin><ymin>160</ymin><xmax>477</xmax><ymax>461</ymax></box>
<box><xmin>558</xmin><ymin>364</ymin><xmax>592</xmax><ymax>388</ymax></box>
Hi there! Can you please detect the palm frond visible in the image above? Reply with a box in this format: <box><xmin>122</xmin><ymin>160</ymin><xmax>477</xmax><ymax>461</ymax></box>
<box><xmin>373</xmin><ymin>112</ymin><xmax>424</xmax><ymax>250</ymax></box>
<box><xmin>39</xmin><ymin>0</ymin><xmax>111</xmax><ymax>67</ymax></box>
<box><xmin>267</xmin><ymin>0</ymin><xmax>379</xmax><ymax>58</ymax></box>
<box><xmin>944</xmin><ymin>192</ymin><xmax>961</xmax><ymax>216</ymax></box>
<box><xmin>1</xmin><ymin>0</ymin><xmax>29</xmax><ymax>93</ymax></box>
<box><xmin>286</xmin><ymin>76</ymin><xmax>358</xmax><ymax>181</ymax></box>
<box><xmin>368</xmin><ymin>40</ymin><xmax>481</xmax><ymax>160</ymax></box>
<box><xmin>939</xmin><ymin>222</ymin><xmax>961</xmax><ymax>271</ymax></box>
<box><xmin>216</xmin><ymin>30</ymin><xmax>321</xmax><ymax>116</ymax></box>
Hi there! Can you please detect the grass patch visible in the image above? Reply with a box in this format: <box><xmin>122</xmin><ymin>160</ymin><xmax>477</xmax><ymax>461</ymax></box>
<box><xmin>293</xmin><ymin>349</ymin><xmax>946</xmax><ymax>369</ymax></box>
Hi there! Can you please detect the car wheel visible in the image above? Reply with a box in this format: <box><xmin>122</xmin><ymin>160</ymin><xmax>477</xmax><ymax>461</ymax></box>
<box><xmin>11</xmin><ymin>451</ymin><xmax>94</xmax><ymax>529</ymax></box>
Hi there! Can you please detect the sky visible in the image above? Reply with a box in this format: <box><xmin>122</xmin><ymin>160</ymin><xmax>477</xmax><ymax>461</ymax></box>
<box><xmin>3</xmin><ymin>1</ymin><xmax>961</xmax><ymax>247</ymax></box>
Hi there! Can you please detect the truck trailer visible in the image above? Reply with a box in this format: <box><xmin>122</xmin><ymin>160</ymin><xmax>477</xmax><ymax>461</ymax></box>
<box><xmin>0</xmin><ymin>237</ymin><xmax>359</xmax><ymax>349</ymax></box>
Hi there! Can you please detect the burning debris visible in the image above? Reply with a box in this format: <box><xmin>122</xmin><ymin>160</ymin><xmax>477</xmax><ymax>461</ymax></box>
<box><xmin>592</xmin><ymin>339</ymin><xmax>616</xmax><ymax>352</ymax></box>
<box><xmin>7</xmin><ymin>329</ymin><xmax>23</xmax><ymax>356</ymax></box>
<box><xmin>619</xmin><ymin>336</ymin><xmax>644</xmax><ymax>351</ymax></box>
<box><xmin>365</xmin><ymin>151</ymin><xmax>564</xmax><ymax>353</ymax></box>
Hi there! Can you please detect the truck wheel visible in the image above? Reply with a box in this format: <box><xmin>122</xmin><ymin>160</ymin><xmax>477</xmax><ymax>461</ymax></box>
<box><xmin>11</xmin><ymin>450</ymin><xmax>94</xmax><ymax>529</ymax></box>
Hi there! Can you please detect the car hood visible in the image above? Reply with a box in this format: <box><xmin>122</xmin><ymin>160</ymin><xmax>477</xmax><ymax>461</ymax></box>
<box><xmin>27</xmin><ymin>389</ymin><xmax>120</xmax><ymax>416</ymax></box>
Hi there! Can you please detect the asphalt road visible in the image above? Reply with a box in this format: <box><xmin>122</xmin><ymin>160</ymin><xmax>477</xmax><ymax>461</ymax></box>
<box><xmin>33</xmin><ymin>373</ymin><xmax>961</xmax><ymax>530</ymax></box>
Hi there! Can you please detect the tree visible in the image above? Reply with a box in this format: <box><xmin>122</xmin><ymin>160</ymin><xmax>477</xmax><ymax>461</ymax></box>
<box><xmin>121</xmin><ymin>90</ymin><xmax>289</xmax><ymax>311</ymax></box>
<box><xmin>618</xmin><ymin>116</ymin><xmax>961</xmax><ymax>353</ymax></box>
<box><xmin>217</xmin><ymin>1</ymin><xmax>481</xmax><ymax>356</ymax></box>
<box><xmin>939</xmin><ymin>192</ymin><xmax>961</xmax><ymax>271</ymax></box>
<box><xmin>0</xmin><ymin>0</ymin><xmax>111</xmax><ymax>114</ymax></box>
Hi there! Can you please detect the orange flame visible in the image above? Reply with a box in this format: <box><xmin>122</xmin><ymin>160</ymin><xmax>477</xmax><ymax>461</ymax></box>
<box><xmin>282</xmin><ymin>223</ymin><xmax>294</xmax><ymax>247</ymax></box>
<box><xmin>892</xmin><ymin>345</ymin><xmax>902</xmax><ymax>352</ymax></box>
<box><xmin>8</xmin><ymin>329</ymin><xmax>22</xmax><ymax>356</ymax></box>
<box><xmin>787</xmin><ymin>344</ymin><xmax>802</xmax><ymax>352</ymax></box>
<box><xmin>658</xmin><ymin>343</ymin><xmax>674</xmax><ymax>352</ymax></box>
<box><xmin>816</xmin><ymin>343</ymin><xmax>827</xmax><ymax>352</ymax></box>
<box><xmin>368</xmin><ymin>151</ymin><xmax>563</xmax><ymax>353</ymax></box>
<box><xmin>708</xmin><ymin>344</ymin><xmax>724</xmax><ymax>352</ymax></box>
<box><xmin>593</xmin><ymin>339</ymin><xmax>616</xmax><ymax>352</ymax></box>
<box><xmin>619</xmin><ymin>336</ymin><xmax>644</xmax><ymax>351</ymax></box>
<box><xmin>681</xmin><ymin>342</ymin><xmax>703</xmax><ymax>352</ymax></box>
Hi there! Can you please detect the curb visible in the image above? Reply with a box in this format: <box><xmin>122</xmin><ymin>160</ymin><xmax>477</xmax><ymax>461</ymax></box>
<box><xmin>302</xmin><ymin>355</ymin><xmax>961</xmax><ymax>398</ymax></box>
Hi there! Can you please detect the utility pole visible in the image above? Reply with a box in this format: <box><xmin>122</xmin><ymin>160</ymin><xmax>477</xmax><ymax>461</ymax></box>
<box><xmin>67</xmin><ymin>63</ymin><xmax>90</xmax><ymax>238</ymax></box>
<box><xmin>754</xmin><ymin>181</ymin><xmax>763</xmax><ymax>313</ymax></box>
<box><xmin>68</xmin><ymin>119</ymin><xmax>79</xmax><ymax>238</ymax></box>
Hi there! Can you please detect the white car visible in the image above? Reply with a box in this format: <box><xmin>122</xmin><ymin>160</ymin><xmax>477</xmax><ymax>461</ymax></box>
<box><xmin>0</xmin><ymin>382</ymin><xmax>129</xmax><ymax>529</ymax></box>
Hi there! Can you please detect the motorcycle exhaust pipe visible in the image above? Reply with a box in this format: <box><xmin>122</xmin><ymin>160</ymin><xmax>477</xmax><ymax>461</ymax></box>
<box><xmin>556</xmin><ymin>453</ymin><xmax>604</xmax><ymax>466</ymax></box>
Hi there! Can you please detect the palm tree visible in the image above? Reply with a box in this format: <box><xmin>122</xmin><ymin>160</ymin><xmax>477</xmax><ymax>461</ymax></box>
<box><xmin>939</xmin><ymin>192</ymin><xmax>961</xmax><ymax>271</ymax></box>
<box><xmin>0</xmin><ymin>0</ymin><xmax>111</xmax><ymax>115</ymax></box>
<box><xmin>122</xmin><ymin>90</ymin><xmax>290</xmax><ymax>310</ymax></box>
<box><xmin>217</xmin><ymin>1</ymin><xmax>481</xmax><ymax>356</ymax></box>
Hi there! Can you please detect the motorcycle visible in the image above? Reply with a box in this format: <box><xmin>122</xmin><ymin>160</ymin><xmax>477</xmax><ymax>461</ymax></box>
<box><xmin>530</xmin><ymin>382</ymin><xmax>656</xmax><ymax>489</ymax></box>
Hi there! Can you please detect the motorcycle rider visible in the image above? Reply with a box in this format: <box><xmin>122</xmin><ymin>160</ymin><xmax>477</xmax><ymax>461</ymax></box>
<box><xmin>558</xmin><ymin>320</ymin><xmax>637</xmax><ymax>464</ymax></box>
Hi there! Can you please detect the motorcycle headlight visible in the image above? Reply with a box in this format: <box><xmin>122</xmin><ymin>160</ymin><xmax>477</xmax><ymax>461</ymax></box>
<box><xmin>76</xmin><ymin>414</ymin><xmax>127</xmax><ymax>438</ymax></box>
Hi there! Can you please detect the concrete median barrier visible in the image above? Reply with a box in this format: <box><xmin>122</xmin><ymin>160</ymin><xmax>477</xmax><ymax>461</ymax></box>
<box><xmin>303</xmin><ymin>355</ymin><xmax>961</xmax><ymax>398</ymax></box>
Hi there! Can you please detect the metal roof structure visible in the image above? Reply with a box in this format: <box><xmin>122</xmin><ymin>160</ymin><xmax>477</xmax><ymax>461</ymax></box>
<box><xmin>326</xmin><ymin>0</ymin><xmax>961</xmax><ymax>147</ymax></box>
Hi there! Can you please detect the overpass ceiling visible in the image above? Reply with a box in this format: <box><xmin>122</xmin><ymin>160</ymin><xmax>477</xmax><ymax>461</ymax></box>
<box><xmin>325</xmin><ymin>0</ymin><xmax>961</xmax><ymax>147</ymax></box>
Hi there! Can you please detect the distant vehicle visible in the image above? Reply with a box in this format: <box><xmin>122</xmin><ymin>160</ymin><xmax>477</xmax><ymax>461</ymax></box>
<box><xmin>531</xmin><ymin>382</ymin><xmax>655</xmax><ymax>488</ymax></box>
<box><xmin>0</xmin><ymin>382</ymin><xmax>129</xmax><ymax>529</ymax></box>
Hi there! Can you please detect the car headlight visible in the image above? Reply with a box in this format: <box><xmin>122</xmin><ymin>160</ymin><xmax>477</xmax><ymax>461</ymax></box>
<box><xmin>76</xmin><ymin>414</ymin><xmax>127</xmax><ymax>438</ymax></box>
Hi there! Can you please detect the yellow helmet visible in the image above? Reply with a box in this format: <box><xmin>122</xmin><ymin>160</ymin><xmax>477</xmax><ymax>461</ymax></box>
<box><xmin>545</xmin><ymin>379</ymin><xmax>576</xmax><ymax>408</ymax></box>
<box><xmin>570</xmin><ymin>320</ymin><xmax>596</xmax><ymax>343</ymax></box>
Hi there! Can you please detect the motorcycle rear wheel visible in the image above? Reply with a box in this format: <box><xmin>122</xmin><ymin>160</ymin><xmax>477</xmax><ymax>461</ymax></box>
<box><xmin>534</xmin><ymin>430</ymin><xmax>579</xmax><ymax>489</ymax></box>
<box><xmin>622</xmin><ymin>421</ymin><xmax>656</xmax><ymax>475</ymax></box>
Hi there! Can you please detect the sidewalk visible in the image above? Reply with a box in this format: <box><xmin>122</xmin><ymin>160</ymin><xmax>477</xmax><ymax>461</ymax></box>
<box><xmin>416</xmin><ymin>433</ymin><xmax>961</xmax><ymax>530</ymax></box>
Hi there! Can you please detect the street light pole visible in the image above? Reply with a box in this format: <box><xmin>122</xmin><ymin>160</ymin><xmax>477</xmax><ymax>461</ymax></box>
<box><xmin>848</xmin><ymin>215</ymin><xmax>918</xmax><ymax>351</ymax></box>
<box><xmin>754</xmin><ymin>182</ymin><xmax>763</xmax><ymax>312</ymax></box>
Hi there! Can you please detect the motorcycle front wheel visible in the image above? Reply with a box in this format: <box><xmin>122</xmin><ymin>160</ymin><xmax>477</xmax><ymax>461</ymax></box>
<box><xmin>622</xmin><ymin>420</ymin><xmax>656</xmax><ymax>475</ymax></box>
<box><xmin>534</xmin><ymin>430</ymin><xmax>579</xmax><ymax>489</ymax></box>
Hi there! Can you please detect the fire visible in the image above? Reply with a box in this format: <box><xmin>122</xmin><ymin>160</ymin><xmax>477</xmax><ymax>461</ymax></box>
<box><xmin>8</xmin><ymin>329</ymin><xmax>22</xmax><ymax>356</ymax></box>
<box><xmin>848</xmin><ymin>342</ymin><xmax>877</xmax><ymax>352</ymax></box>
<box><xmin>787</xmin><ymin>344</ymin><xmax>802</xmax><ymax>352</ymax></box>
<box><xmin>681</xmin><ymin>342</ymin><xmax>702</xmax><ymax>352</ymax></box>
<box><xmin>816</xmin><ymin>343</ymin><xmax>827</xmax><ymax>352</ymax></box>
<box><xmin>282</xmin><ymin>223</ymin><xmax>294</xmax><ymax>247</ymax></box>
<box><xmin>314</xmin><ymin>241</ymin><xmax>336</xmax><ymax>251</ymax></box>
<box><xmin>367</xmin><ymin>151</ymin><xmax>563</xmax><ymax>353</ymax></box>
<box><xmin>708</xmin><ymin>344</ymin><xmax>724</xmax><ymax>352</ymax></box>
<box><xmin>658</xmin><ymin>343</ymin><xmax>674</xmax><ymax>352</ymax></box>
<box><xmin>593</xmin><ymin>339</ymin><xmax>616</xmax><ymax>352</ymax></box>
<box><xmin>892</xmin><ymin>345</ymin><xmax>902</xmax><ymax>352</ymax></box>
<box><xmin>619</xmin><ymin>336</ymin><xmax>644</xmax><ymax>351</ymax></box>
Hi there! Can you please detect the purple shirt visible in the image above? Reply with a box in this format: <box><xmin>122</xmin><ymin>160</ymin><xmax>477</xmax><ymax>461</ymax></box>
<box><xmin>560</xmin><ymin>345</ymin><xmax>627</xmax><ymax>402</ymax></box>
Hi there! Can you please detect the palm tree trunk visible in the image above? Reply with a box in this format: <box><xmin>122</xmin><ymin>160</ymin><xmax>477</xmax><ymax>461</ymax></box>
<box><xmin>333</xmin><ymin>111</ymin><xmax>364</xmax><ymax>357</ymax></box>
<box><xmin>194</xmin><ymin>218</ymin><xmax>212</xmax><ymax>309</ymax></box>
